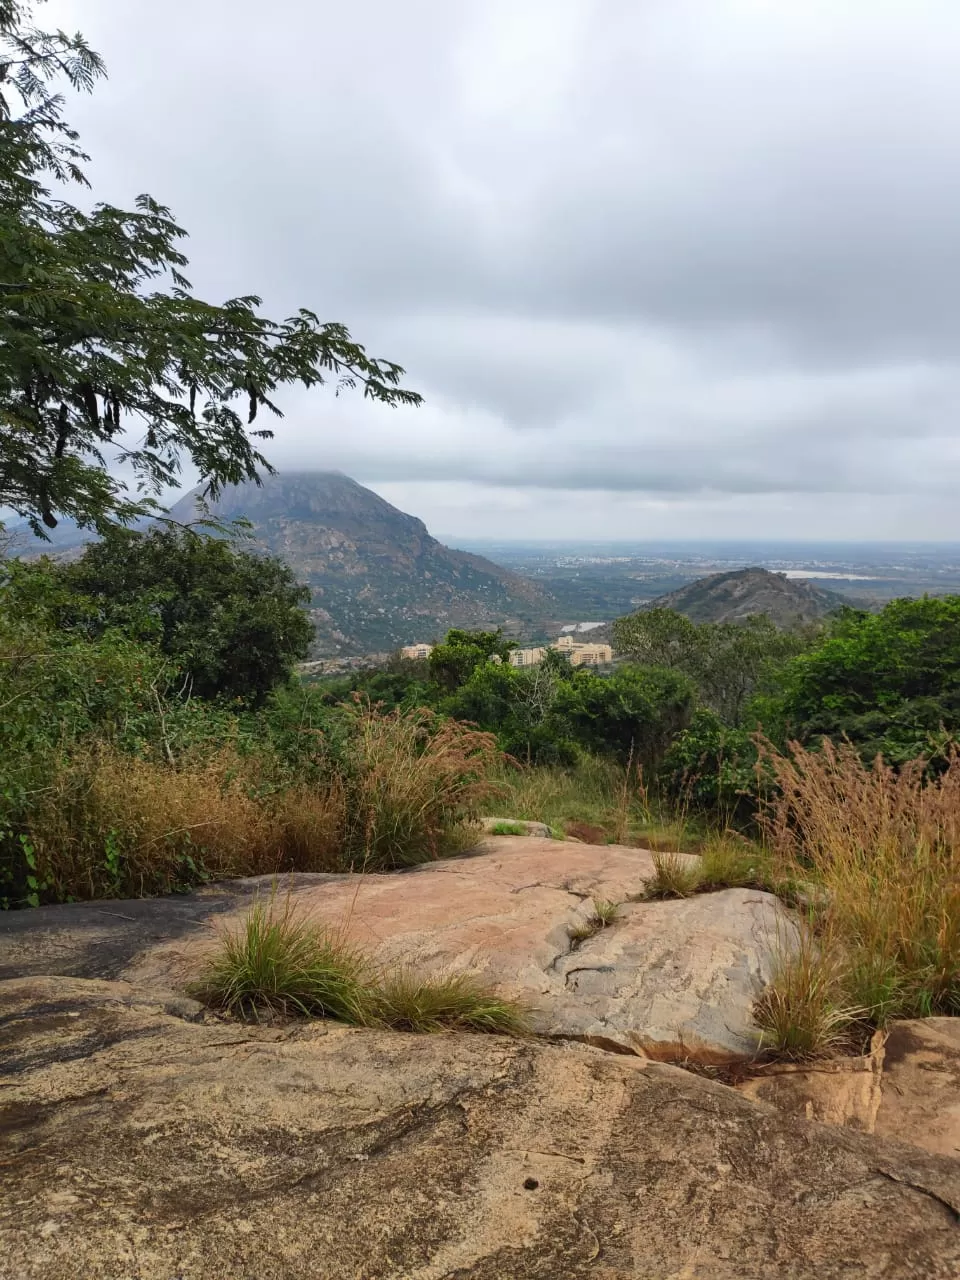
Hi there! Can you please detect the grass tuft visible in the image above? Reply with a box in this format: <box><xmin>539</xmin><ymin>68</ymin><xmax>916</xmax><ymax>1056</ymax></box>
<box><xmin>489</xmin><ymin>820</ymin><xmax>530</xmax><ymax>836</ymax></box>
<box><xmin>374</xmin><ymin>969</ymin><xmax>529</xmax><ymax>1035</ymax></box>
<box><xmin>697</xmin><ymin>835</ymin><xmax>775</xmax><ymax>892</ymax></box>
<box><xmin>190</xmin><ymin>898</ymin><xmax>528</xmax><ymax>1036</ymax></box>
<box><xmin>641</xmin><ymin>852</ymin><xmax>702</xmax><ymax>900</ymax></box>
<box><xmin>188</xmin><ymin>899</ymin><xmax>372</xmax><ymax>1023</ymax></box>
<box><xmin>754</xmin><ymin>928</ymin><xmax>860</xmax><ymax>1059</ymax></box>
<box><xmin>568</xmin><ymin>896</ymin><xmax>621</xmax><ymax>946</ymax></box>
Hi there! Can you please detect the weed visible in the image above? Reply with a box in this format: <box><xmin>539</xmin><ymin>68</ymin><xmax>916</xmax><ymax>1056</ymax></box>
<box><xmin>489</xmin><ymin>820</ymin><xmax>529</xmax><ymax>836</ymax></box>
<box><xmin>759</xmin><ymin>738</ymin><xmax>960</xmax><ymax>1027</ymax></box>
<box><xmin>188</xmin><ymin>899</ymin><xmax>372</xmax><ymax>1023</ymax></box>
<box><xmin>697</xmin><ymin>835</ymin><xmax>774</xmax><ymax>892</ymax></box>
<box><xmin>568</xmin><ymin>896</ymin><xmax>622</xmax><ymax>946</ymax></box>
<box><xmin>481</xmin><ymin>756</ymin><xmax>704</xmax><ymax>851</ymax></box>
<box><xmin>641</xmin><ymin>852</ymin><xmax>702</xmax><ymax>900</ymax></box>
<box><xmin>191</xmin><ymin>898</ymin><xmax>528</xmax><ymax>1036</ymax></box>
<box><xmin>754</xmin><ymin>927</ymin><xmax>860</xmax><ymax>1059</ymax></box>
<box><xmin>374</xmin><ymin>969</ymin><xmax>529</xmax><ymax>1035</ymax></box>
<box><xmin>591</xmin><ymin>897</ymin><xmax>621</xmax><ymax>928</ymax></box>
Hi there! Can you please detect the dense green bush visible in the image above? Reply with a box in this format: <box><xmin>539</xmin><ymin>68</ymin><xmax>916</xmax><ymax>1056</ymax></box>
<box><xmin>554</xmin><ymin>665</ymin><xmax>695</xmax><ymax>767</ymax></box>
<box><xmin>778</xmin><ymin>598</ymin><xmax>960</xmax><ymax>762</ymax></box>
<box><xmin>59</xmin><ymin>527</ymin><xmax>313</xmax><ymax>704</ymax></box>
<box><xmin>661</xmin><ymin>709</ymin><xmax>761</xmax><ymax>820</ymax></box>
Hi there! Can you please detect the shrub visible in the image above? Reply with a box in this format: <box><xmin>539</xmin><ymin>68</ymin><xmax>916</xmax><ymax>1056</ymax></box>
<box><xmin>554</xmin><ymin>664</ymin><xmax>696</xmax><ymax>768</ymax></box>
<box><xmin>777</xmin><ymin>597</ymin><xmax>960</xmax><ymax>762</ymax></box>
<box><xmin>661</xmin><ymin>709</ymin><xmax>761</xmax><ymax>822</ymax></box>
<box><xmin>759</xmin><ymin>738</ymin><xmax>960</xmax><ymax>1029</ymax></box>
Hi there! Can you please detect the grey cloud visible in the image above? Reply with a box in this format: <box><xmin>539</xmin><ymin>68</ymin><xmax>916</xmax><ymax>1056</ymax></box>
<box><xmin>40</xmin><ymin>0</ymin><xmax>960</xmax><ymax>537</ymax></box>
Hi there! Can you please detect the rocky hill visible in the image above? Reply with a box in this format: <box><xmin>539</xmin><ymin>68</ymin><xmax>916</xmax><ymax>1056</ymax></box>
<box><xmin>166</xmin><ymin>471</ymin><xmax>552</xmax><ymax>656</ymax></box>
<box><xmin>636</xmin><ymin>566</ymin><xmax>851</xmax><ymax>627</ymax></box>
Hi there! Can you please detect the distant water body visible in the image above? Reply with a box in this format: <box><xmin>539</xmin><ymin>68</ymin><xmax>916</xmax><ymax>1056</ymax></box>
<box><xmin>782</xmin><ymin>570</ymin><xmax>878</xmax><ymax>581</ymax></box>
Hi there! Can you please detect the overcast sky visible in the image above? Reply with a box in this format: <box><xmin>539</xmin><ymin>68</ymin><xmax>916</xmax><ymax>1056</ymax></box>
<box><xmin>41</xmin><ymin>0</ymin><xmax>960</xmax><ymax>540</ymax></box>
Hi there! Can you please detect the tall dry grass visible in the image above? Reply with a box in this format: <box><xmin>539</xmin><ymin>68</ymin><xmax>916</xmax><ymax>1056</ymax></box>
<box><xmin>339</xmin><ymin>706</ymin><xmax>499</xmax><ymax>868</ymax></box>
<box><xmin>21</xmin><ymin>705</ymin><xmax>501</xmax><ymax>901</ymax></box>
<box><xmin>757</xmin><ymin>739</ymin><xmax>960</xmax><ymax>1049</ymax></box>
<box><xmin>481</xmin><ymin>754</ymin><xmax>701</xmax><ymax>850</ymax></box>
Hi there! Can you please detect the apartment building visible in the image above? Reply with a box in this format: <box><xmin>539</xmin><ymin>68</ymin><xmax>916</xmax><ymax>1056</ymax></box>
<box><xmin>565</xmin><ymin>642</ymin><xmax>613</xmax><ymax>667</ymax></box>
<box><xmin>509</xmin><ymin>647</ymin><xmax>546</xmax><ymax>667</ymax></box>
<box><xmin>509</xmin><ymin>639</ymin><xmax>613</xmax><ymax>668</ymax></box>
<box><xmin>400</xmin><ymin>643</ymin><xmax>433</xmax><ymax>660</ymax></box>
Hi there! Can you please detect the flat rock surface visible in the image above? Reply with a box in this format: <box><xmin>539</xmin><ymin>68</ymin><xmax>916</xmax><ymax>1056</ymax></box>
<box><xmin>0</xmin><ymin>838</ymin><xmax>792</xmax><ymax>1061</ymax></box>
<box><xmin>2</xmin><ymin>975</ymin><xmax>959</xmax><ymax>1280</ymax></box>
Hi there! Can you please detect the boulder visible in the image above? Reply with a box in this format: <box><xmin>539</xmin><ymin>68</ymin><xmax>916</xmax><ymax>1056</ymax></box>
<box><xmin>2</xmin><ymin>976</ymin><xmax>959</xmax><ymax>1280</ymax></box>
<box><xmin>875</xmin><ymin>1018</ymin><xmax>960</xmax><ymax>1159</ymax></box>
<box><xmin>0</xmin><ymin>839</ymin><xmax>791</xmax><ymax>1062</ymax></box>
<box><xmin>735</xmin><ymin>1035</ymin><xmax>885</xmax><ymax>1133</ymax></box>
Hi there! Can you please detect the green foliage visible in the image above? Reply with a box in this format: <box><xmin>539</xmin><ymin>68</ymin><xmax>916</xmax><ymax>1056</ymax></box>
<box><xmin>489</xmin><ymin>820</ymin><xmax>529</xmax><ymax>836</ymax></box>
<box><xmin>554</xmin><ymin>665</ymin><xmax>695</xmax><ymax>767</ymax></box>
<box><xmin>778</xmin><ymin>597</ymin><xmax>960</xmax><ymax>762</ymax></box>
<box><xmin>59</xmin><ymin>526</ymin><xmax>313</xmax><ymax>704</ymax></box>
<box><xmin>614</xmin><ymin>609</ymin><xmax>810</xmax><ymax>724</ymax></box>
<box><xmin>661</xmin><ymin>709</ymin><xmax>760</xmax><ymax>819</ymax></box>
<box><xmin>0</xmin><ymin>2</ymin><xmax>420</xmax><ymax>536</ymax></box>
<box><xmin>442</xmin><ymin>657</ymin><xmax>578</xmax><ymax>765</ymax></box>
<box><xmin>429</xmin><ymin>628</ymin><xmax>514</xmax><ymax>692</ymax></box>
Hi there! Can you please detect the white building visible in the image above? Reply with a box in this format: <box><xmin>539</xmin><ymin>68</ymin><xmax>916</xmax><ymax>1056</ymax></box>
<box><xmin>400</xmin><ymin>643</ymin><xmax>433</xmax><ymax>660</ymax></box>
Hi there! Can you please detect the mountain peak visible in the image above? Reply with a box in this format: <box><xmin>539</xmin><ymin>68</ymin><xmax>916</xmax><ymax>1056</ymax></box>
<box><xmin>639</xmin><ymin>566</ymin><xmax>850</xmax><ymax>626</ymax></box>
<box><xmin>168</xmin><ymin>471</ymin><xmax>549</xmax><ymax>656</ymax></box>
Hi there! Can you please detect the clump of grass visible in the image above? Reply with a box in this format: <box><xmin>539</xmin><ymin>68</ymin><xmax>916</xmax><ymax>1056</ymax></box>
<box><xmin>479</xmin><ymin>756</ymin><xmax>704</xmax><ymax>851</ymax></box>
<box><xmin>341</xmin><ymin>705</ymin><xmax>500</xmax><ymax>870</ymax></box>
<box><xmin>20</xmin><ymin>703</ymin><xmax>502</xmax><ymax>903</ymax></box>
<box><xmin>188</xmin><ymin>899</ymin><xmax>372</xmax><ymax>1023</ymax></box>
<box><xmin>697</xmin><ymin>835</ymin><xmax>775</xmax><ymax>892</ymax></box>
<box><xmin>190</xmin><ymin>899</ymin><xmax>528</xmax><ymax>1036</ymax></box>
<box><xmin>641</xmin><ymin>852</ymin><xmax>702</xmax><ymax>900</ymax></box>
<box><xmin>374</xmin><ymin>969</ymin><xmax>529</xmax><ymax>1035</ymax></box>
<box><xmin>591</xmin><ymin>897</ymin><xmax>621</xmax><ymax>927</ymax></box>
<box><xmin>568</xmin><ymin>896</ymin><xmax>621</xmax><ymax>945</ymax></box>
<box><xmin>759</xmin><ymin>738</ymin><xmax>960</xmax><ymax>1030</ymax></box>
<box><xmin>754</xmin><ymin>927</ymin><xmax>860</xmax><ymax>1059</ymax></box>
<box><xmin>489</xmin><ymin>820</ymin><xmax>530</xmax><ymax>836</ymax></box>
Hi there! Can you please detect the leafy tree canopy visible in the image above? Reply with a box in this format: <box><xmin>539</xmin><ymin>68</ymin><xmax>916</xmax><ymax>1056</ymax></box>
<box><xmin>56</xmin><ymin>527</ymin><xmax>314</xmax><ymax>703</ymax></box>
<box><xmin>614</xmin><ymin>608</ymin><xmax>810</xmax><ymax>724</ymax></box>
<box><xmin>0</xmin><ymin>1</ymin><xmax>420</xmax><ymax>536</ymax></box>
<box><xmin>779</xmin><ymin>597</ymin><xmax>960</xmax><ymax>762</ymax></box>
<box><xmin>428</xmin><ymin>629</ymin><xmax>515</xmax><ymax>693</ymax></box>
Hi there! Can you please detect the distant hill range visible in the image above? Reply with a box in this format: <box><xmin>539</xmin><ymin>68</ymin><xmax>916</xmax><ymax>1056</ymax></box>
<box><xmin>166</xmin><ymin>472</ymin><xmax>553</xmax><ymax>656</ymax></box>
<box><xmin>633</xmin><ymin>566</ymin><xmax>851</xmax><ymax>627</ymax></box>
